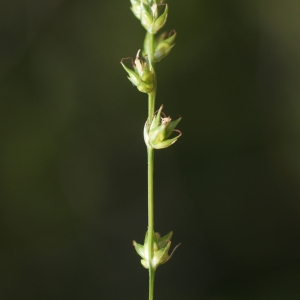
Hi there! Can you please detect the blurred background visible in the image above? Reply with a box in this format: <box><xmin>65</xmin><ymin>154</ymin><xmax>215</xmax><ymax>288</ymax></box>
<box><xmin>1</xmin><ymin>0</ymin><xmax>300</xmax><ymax>299</ymax></box>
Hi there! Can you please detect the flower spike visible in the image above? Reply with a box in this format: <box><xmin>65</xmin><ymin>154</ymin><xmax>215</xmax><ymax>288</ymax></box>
<box><xmin>144</xmin><ymin>105</ymin><xmax>182</xmax><ymax>149</ymax></box>
<box><xmin>133</xmin><ymin>230</ymin><xmax>180</xmax><ymax>270</ymax></box>
<box><xmin>120</xmin><ymin>50</ymin><xmax>154</xmax><ymax>93</ymax></box>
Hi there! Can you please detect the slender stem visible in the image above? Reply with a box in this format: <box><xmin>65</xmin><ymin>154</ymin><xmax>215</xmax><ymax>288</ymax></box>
<box><xmin>147</xmin><ymin>145</ymin><xmax>154</xmax><ymax>300</ymax></box>
<box><xmin>147</xmin><ymin>32</ymin><xmax>156</xmax><ymax>300</ymax></box>
<box><xmin>149</xmin><ymin>263</ymin><xmax>155</xmax><ymax>300</ymax></box>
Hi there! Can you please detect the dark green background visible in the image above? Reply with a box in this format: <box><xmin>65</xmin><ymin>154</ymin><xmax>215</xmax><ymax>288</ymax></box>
<box><xmin>1</xmin><ymin>0</ymin><xmax>300</xmax><ymax>299</ymax></box>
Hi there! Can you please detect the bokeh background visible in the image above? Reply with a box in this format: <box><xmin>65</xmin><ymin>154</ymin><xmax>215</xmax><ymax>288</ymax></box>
<box><xmin>1</xmin><ymin>0</ymin><xmax>300</xmax><ymax>299</ymax></box>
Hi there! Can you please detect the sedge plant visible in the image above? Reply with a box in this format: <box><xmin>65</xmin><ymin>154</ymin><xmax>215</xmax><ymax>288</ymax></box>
<box><xmin>120</xmin><ymin>1</ymin><xmax>181</xmax><ymax>299</ymax></box>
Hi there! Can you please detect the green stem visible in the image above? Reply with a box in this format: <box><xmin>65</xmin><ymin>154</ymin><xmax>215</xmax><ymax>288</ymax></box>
<box><xmin>147</xmin><ymin>32</ymin><xmax>156</xmax><ymax>300</ymax></box>
<box><xmin>147</xmin><ymin>145</ymin><xmax>154</xmax><ymax>300</ymax></box>
<box><xmin>147</xmin><ymin>89</ymin><xmax>156</xmax><ymax>300</ymax></box>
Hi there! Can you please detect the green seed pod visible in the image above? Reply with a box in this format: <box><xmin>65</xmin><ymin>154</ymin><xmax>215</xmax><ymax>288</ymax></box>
<box><xmin>135</xmin><ymin>83</ymin><xmax>152</xmax><ymax>93</ymax></box>
<box><xmin>120</xmin><ymin>60</ymin><xmax>140</xmax><ymax>86</ymax></box>
<box><xmin>133</xmin><ymin>240</ymin><xmax>145</xmax><ymax>258</ymax></box>
<box><xmin>140</xmin><ymin>2</ymin><xmax>153</xmax><ymax>32</ymax></box>
<box><xmin>140</xmin><ymin>3</ymin><xmax>168</xmax><ymax>34</ymax></box>
<box><xmin>154</xmin><ymin>30</ymin><xmax>176</xmax><ymax>62</ymax></box>
<box><xmin>130</xmin><ymin>0</ymin><xmax>141</xmax><ymax>19</ymax></box>
<box><xmin>144</xmin><ymin>105</ymin><xmax>182</xmax><ymax>149</ymax></box>
<box><xmin>156</xmin><ymin>231</ymin><xmax>173</xmax><ymax>249</ymax></box>
<box><xmin>151</xmin><ymin>4</ymin><xmax>168</xmax><ymax>34</ymax></box>
<box><xmin>120</xmin><ymin>50</ymin><xmax>154</xmax><ymax>93</ymax></box>
<box><xmin>152</xmin><ymin>241</ymin><xmax>171</xmax><ymax>268</ymax></box>
<box><xmin>134</xmin><ymin>50</ymin><xmax>154</xmax><ymax>83</ymax></box>
<box><xmin>133</xmin><ymin>230</ymin><xmax>179</xmax><ymax>270</ymax></box>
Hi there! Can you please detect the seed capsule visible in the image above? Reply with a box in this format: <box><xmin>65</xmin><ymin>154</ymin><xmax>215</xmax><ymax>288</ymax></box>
<box><xmin>144</xmin><ymin>105</ymin><xmax>182</xmax><ymax>149</ymax></box>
